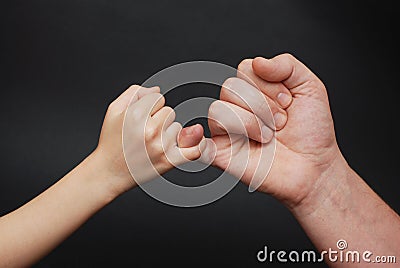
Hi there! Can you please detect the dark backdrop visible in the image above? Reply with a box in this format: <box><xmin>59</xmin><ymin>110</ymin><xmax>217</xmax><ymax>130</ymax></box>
<box><xmin>1</xmin><ymin>1</ymin><xmax>399</xmax><ymax>267</ymax></box>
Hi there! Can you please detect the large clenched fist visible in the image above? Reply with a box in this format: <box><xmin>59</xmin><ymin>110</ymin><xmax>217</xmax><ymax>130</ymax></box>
<box><xmin>179</xmin><ymin>53</ymin><xmax>341</xmax><ymax>209</ymax></box>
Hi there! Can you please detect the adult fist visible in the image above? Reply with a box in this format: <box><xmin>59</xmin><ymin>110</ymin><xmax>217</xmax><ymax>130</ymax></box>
<box><xmin>179</xmin><ymin>54</ymin><xmax>342</xmax><ymax>210</ymax></box>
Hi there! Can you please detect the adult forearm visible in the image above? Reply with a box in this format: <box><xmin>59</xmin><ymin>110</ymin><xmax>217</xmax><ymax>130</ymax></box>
<box><xmin>0</xmin><ymin>152</ymin><xmax>118</xmax><ymax>267</ymax></box>
<box><xmin>291</xmin><ymin>154</ymin><xmax>400</xmax><ymax>267</ymax></box>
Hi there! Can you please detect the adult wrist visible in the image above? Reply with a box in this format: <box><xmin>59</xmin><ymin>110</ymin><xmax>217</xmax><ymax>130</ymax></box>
<box><xmin>289</xmin><ymin>152</ymin><xmax>353</xmax><ymax>219</ymax></box>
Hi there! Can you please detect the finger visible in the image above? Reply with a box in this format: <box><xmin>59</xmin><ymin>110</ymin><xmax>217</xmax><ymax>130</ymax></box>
<box><xmin>175</xmin><ymin>143</ymin><xmax>203</xmax><ymax>163</ymax></box>
<box><xmin>220</xmin><ymin>77</ymin><xmax>287</xmax><ymax>130</ymax></box>
<box><xmin>128</xmin><ymin>85</ymin><xmax>161</xmax><ymax>106</ymax></box>
<box><xmin>177</xmin><ymin>124</ymin><xmax>204</xmax><ymax>148</ymax></box>
<box><xmin>151</xmin><ymin>106</ymin><xmax>176</xmax><ymax>130</ymax></box>
<box><xmin>208</xmin><ymin>100</ymin><xmax>273</xmax><ymax>143</ymax></box>
<box><xmin>163</xmin><ymin>123</ymin><xmax>204</xmax><ymax>149</ymax></box>
<box><xmin>164</xmin><ymin>123</ymin><xmax>204</xmax><ymax>165</ymax></box>
<box><xmin>237</xmin><ymin>59</ymin><xmax>292</xmax><ymax>108</ymax></box>
<box><xmin>109</xmin><ymin>85</ymin><xmax>160</xmax><ymax>114</ymax></box>
<box><xmin>165</xmin><ymin>123</ymin><xmax>204</xmax><ymax>153</ymax></box>
<box><xmin>252</xmin><ymin>54</ymin><xmax>322</xmax><ymax>91</ymax></box>
<box><xmin>128</xmin><ymin>93</ymin><xmax>165</xmax><ymax>120</ymax></box>
<box><xmin>197</xmin><ymin>138</ymin><xmax>217</xmax><ymax>165</ymax></box>
<box><xmin>161</xmin><ymin>121</ymin><xmax>182</xmax><ymax>149</ymax></box>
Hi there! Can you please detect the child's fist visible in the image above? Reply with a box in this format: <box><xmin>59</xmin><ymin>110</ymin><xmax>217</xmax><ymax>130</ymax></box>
<box><xmin>93</xmin><ymin>85</ymin><xmax>204</xmax><ymax>196</ymax></box>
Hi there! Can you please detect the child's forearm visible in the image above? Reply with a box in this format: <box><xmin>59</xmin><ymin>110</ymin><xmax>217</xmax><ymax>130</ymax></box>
<box><xmin>0</xmin><ymin>152</ymin><xmax>118</xmax><ymax>267</ymax></box>
<box><xmin>0</xmin><ymin>85</ymin><xmax>203</xmax><ymax>267</ymax></box>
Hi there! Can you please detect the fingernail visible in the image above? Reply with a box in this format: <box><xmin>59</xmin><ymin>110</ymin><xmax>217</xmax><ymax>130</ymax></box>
<box><xmin>277</xmin><ymin>93</ymin><xmax>292</xmax><ymax>107</ymax></box>
<box><xmin>273</xmin><ymin>112</ymin><xmax>286</xmax><ymax>129</ymax></box>
<box><xmin>261</xmin><ymin>125</ymin><xmax>273</xmax><ymax>143</ymax></box>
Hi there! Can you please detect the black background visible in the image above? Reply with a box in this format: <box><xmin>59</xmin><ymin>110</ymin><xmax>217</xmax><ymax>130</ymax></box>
<box><xmin>1</xmin><ymin>1</ymin><xmax>399</xmax><ymax>267</ymax></box>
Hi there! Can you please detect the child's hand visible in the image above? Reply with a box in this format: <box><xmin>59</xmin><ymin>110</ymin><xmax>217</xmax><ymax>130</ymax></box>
<box><xmin>92</xmin><ymin>85</ymin><xmax>204</xmax><ymax>197</ymax></box>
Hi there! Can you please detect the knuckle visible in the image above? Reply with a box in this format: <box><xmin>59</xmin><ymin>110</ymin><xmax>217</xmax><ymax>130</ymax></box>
<box><xmin>208</xmin><ymin>104</ymin><xmax>226</xmax><ymax>131</ymax></box>
<box><xmin>107</xmin><ymin>101</ymin><xmax>120</xmax><ymax>116</ymax></box>
<box><xmin>146</xmin><ymin>92</ymin><xmax>164</xmax><ymax>103</ymax></box>
<box><xmin>130</xmin><ymin>109</ymin><xmax>143</xmax><ymax>121</ymax></box>
<box><xmin>128</xmin><ymin>84</ymin><xmax>140</xmax><ymax>90</ymax></box>
<box><xmin>152</xmin><ymin>140</ymin><xmax>165</xmax><ymax>154</ymax></box>
<box><xmin>208</xmin><ymin>100</ymin><xmax>222</xmax><ymax>118</ymax></box>
<box><xmin>107</xmin><ymin>101</ymin><xmax>116</xmax><ymax>112</ymax></box>
<box><xmin>154</xmin><ymin>93</ymin><xmax>165</xmax><ymax>103</ymax></box>
<box><xmin>282</xmin><ymin>52</ymin><xmax>295</xmax><ymax>61</ymax></box>
<box><xmin>221</xmin><ymin>77</ymin><xmax>241</xmax><ymax>97</ymax></box>
<box><xmin>165</xmin><ymin>106</ymin><xmax>175</xmax><ymax>118</ymax></box>
<box><xmin>223</xmin><ymin>77</ymin><xmax>240</xmax><ymax>89</ymax></box>
<box><xmin>146</xmin><ymin>141</ymin><xmax>164</xmax><ymax>158</ymax></box>
<box><xmin>127</xmin><ymin>85</ymin><xmax>141</xmax><ymax>97</ymax></box>
<box><xmin>237</xmin><ymin>58</ymin><xmax>252</xmax><ymax>72</ymax></box>
<box><xmin>145</xmin><ymin>125</ymin><xmax>158</xmax><ymax>140</ymax></box>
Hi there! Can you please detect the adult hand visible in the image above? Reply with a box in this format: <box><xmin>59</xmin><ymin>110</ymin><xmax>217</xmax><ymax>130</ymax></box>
<box><xmin>180</xmin><ymin>54</ymin><xmax>400</xmax><ymax>266</ymax></box>
<box><xmin>179</xmin><ymin>54</ymin><xmax>341</xmax><ymax>210</ymax></box>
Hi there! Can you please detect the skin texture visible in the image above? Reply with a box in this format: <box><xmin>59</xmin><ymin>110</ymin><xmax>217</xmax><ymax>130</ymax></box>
<box><xmin>180</xmin><ymin>53</ymin><xmax>400</xmax><ymax>267</ymax></box>
<box><xmin>200</xmin><ymin>55</ymin><xmax>338</xmax><ymax>206</ymax></box>
<box><xmin>97</xmin><ymin>85</ymin><xmax>204</xmax><ymax>193</ymax></box>
<box><xmin>0</xmin><ymin>85</ymin><xmax>204</xmax><ymax>267</ymax></box>
<box><xmin>0</xmin><ymin>54</ymin><xmax>399</xmax><ymax>267</ymax></box>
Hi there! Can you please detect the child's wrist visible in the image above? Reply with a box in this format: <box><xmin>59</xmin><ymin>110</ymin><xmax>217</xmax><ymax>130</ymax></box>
<box><xmin>82</xmin><ymin>150</ymin><xmax>134</xmax><ymax>203</ymax></box>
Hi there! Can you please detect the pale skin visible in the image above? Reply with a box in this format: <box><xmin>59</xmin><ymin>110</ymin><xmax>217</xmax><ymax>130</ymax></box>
<box><xmin>179</xmin><ymin>54</ymin><xmax>400</xmax><ymax>267</ymax></box>
<box><xmin>1</xmin><ymin>54</ymin><xmax>399</xmax><ymax>267</ymax></box>
<box><xmin>0</xmin><ymin>85</ymin><xmax>204</xmax><ymax>267</ymax></box>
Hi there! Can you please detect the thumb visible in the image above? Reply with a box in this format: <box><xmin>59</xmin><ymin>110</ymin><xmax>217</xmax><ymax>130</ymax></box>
<box><xmin>252</xmin><ymin>54</ymin><xmax>322</xmax><ymax>90</ymax></box>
